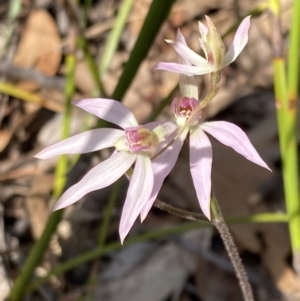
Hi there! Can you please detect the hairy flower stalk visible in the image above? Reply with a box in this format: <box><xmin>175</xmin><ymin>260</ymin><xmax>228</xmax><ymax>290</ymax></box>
<box><xmin>211</xmin><ymin>194</ymin><xmax>254</xmax><ymax>301</ymax></box>
<box><xmin>156</xmin><ymin>16</ymin><xmax>251</xmax><ymax>76</ymax></box>
<box><xmin>35</xmin><ymin>98</ymin><xmax>176</xmax><ymax>243</ymax></box>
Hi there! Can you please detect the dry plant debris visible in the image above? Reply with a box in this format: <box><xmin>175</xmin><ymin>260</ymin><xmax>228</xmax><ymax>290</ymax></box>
<box><xmin>0</xmin><ymin>0</ymin><xmax>298</xmax><ymax>300</ymax></box>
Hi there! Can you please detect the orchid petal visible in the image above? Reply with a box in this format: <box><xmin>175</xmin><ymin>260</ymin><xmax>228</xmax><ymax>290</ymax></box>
<box><xmin>201</xmin><ymin>121</ymin><xmax>271</xmax><ymax>170</ymax></box>
<box><xmin>119</xmin><ymin>155</ymin><xmax>154</xmax><ymax>243</ymax></box>
<box><xmin>53</xmin><ymin>151</ymin><xmax>136</xmax><ymax>211</ymax></box>
<box><xmin>165</xmin><ymin>39</ymin><xmax>208</xmax><ymax>66</ymax></box>
<box><xmin>155</xmin><ymin>62</ymin><xmax>214</xmax><ymax>75</ymax></box>
<box><xmin>189</xmin><ymin>128</ymin><xmax>213</xmax><ymax>220</ymax></box>
<box><xmin>176</xmin><ymin>31</ymin><xmax>199</xmax><ymax>99</ymax></box>
<box><xmin>73</xmin><ymin>98</ymin><xmax>138</xmax><ymax>129</ymax></box>
<box><xmin>199</xmin><ymin>38</ymin><xmax>208</xmax><ymax>60</ymax></box>
<box><xmin>35</xmin><ymin>129</ymin><xmax>124</xmax><ymax>159</ymax></box>
<box><xmin>223</xmin><ymin>16</ymin><xmax>251</xmax><ymax>66</ymax></box>
<box><xmin>140</xmin><ymin>129</ymin><xmax>188</xmax><ymax>221</ymax></box>
<box><xmin>198</xmin><ymin>21</ymin><xmax>208</xmax><ymax>40</ymax></box>
<box><xmin>176</xmin><ymin>29</ymin><xmax>188</xmax><ymax>48</ymax></box>
<box><xmin>198</xmin><ymin>22</ymin><xmax>209</xmax><ymax>59</ymax></box>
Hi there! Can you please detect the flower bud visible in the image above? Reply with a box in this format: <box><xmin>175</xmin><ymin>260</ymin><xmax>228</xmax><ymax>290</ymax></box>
<box><xmin>205</xmin><ymin>16</ymin><xmax>225</xmax><ymax>69</ymax></box>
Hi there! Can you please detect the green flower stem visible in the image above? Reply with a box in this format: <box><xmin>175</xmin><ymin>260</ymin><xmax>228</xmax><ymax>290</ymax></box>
<box><xmin>287</xmin><ymin>0</ymin><xmax>300</xmax><ymax>101</ymax></box>
<box><xmin>227</xmin><ymin>212</ymin><xmax>288</xmax><ymax>223</ymax></box>
<box><xmin>272</xmin><ymin>0</ymin><xmax>300</xmax><ymax>274</ymax></box>
<box><xmin>286</xmin><ymin>0</ymin><xmax>300</xmax><ymax>274</ymax></box>
<box><xmin>154</xmin><ymin>200</ymin><xmax>288</xmax><ymax>224</ymax></box>
<box><xmin>211</xmin><ymin>195</ymin><xmax>254</xmax><ymax>301</ymax></box>
<box><xmin>8</xmin><ymin>54</ymin><xmax>76</xmax><ymax>301</ymax></box>
<box><xmin>77</xmin><ymin>37</ymin><xmax>106</xmax><ymax>97</ymax></box>
<box><xmin>99</xmin><ymin>0</ymin><xmax>135</xmax><ymax>76</ymax></box>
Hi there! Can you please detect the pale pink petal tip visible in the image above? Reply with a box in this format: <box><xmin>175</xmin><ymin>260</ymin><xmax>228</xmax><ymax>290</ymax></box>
<box><xmin>201</xmin><ymin>121</ymin><xmax>271</xmax><ymax>172</ymax></box>
<box><xmin>176</xmin><ymin>29</ymin><xmax>186</xmax><ymax>44</ymax></box>
<box><xmin>119</xmin><ymin>156</ymin><xmax>154</xmax><ymax>244</ymax></box>
<box><xmin>140</xmin><ymin>131</ymin><xmax>186</xmax><ymax>221</ymax></box>
<box><xmin>189</xmin><ymin>128</ymin><xmax>212</xmax><ymax>220</ymax></box>
<box><xmin>52</xmin><ymin>151</ymin><xmax>136</xmax><ymax>212</ymax></box>
<box><xmin>72</xmin><ymin>98</ymin><xmax>138</xmax><ymax>128</ymax></box>
<box><xmin>223</xmin><ymin>16</ymin><xmax>251</xmax><ymax>66</ymax></box>
<box><xmin>34</xmin><ymin>152</ymin><xmax>44</xmax><ymax>159</ymax></box>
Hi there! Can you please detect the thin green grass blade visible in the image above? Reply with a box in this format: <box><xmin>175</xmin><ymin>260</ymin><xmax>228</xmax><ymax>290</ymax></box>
<box><xmin>285</xmin><ymin>0</ymin><xmax>300</xmax><ymax>274</ymax></box>
<box><xmin>99</xmin><ymin>0</ymin><xmax>135</xmax><ymax>76</ymax></box>
<box><xmin>271</xmin><ymin>0</ymin><xmax>300</xmax><ymax>275</ymax></box>
<box><xmin>8</xmin><ymin>54</ymin><xmax>77</xmax><ymax>301</ymax></box>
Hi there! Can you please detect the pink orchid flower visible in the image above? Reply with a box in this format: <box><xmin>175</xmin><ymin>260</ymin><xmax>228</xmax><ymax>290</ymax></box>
<box><xmin>155</xmin><ymin>16</ymin><xmax>251</xmax><ymax>76</ymax></box>
<box><xmin>145</xmin><ymin>29</ymin><xmax>270</xmax><ymax>220</ymax></box>
<box><xmin>35</xmin><ymin>98</ymin><xmax>175</xmax><ymax>243</ymax></box>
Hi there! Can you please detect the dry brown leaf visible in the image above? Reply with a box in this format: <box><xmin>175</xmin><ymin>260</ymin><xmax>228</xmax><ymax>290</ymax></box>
<box><xmin>25</xmin><ymin>174</ymin><xmax>52</xmax><ymax>239</ymax></box>
<box><xmin>0</xmin><ymin>129</ymin><xmax>11</xmax><ymax>152</ymax></box>
<box><xmin>75</xmin><ymin>60</ymin><xmax>97</xmax><ymax>95</ymax></box>
<box><xmin>13</xmin><ymin>9</ymin><xmax>61</xmax><ymax>91</ymax></box>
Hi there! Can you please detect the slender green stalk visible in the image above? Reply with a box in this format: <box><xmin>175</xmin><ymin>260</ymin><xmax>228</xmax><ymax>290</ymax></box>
<box><xmin>227</xmin><ymin>212</ymin><xmax>288</xmax><ymax>223</ymax></box>
<box><xmin>271</xmin><ymin>1</ymin><xmax>300</xmax><ymax>274</ymax></box>
<box><xmin>154</xmin><ymin>200</ymin><xmax>208</xmax><ymax>222</ymax></box>
<box><xmin>286</xmin><ymin>0</ymin><xmax>300</xmax><ymax>274</ymax></box>
<box><xmin>211</xmin><ymin>195</ymin><xmax>254</xmax><ymax>301</ymax></box>
<box><xmin>99</xmin><ymin>0</ymin><xmax>135</xmax><ymax>76</ymax></box>
<box><xmin>155</xmin><ymin>200</ymin><xmax>288</xmax><ymax>224</ymax></box>
<box><xmin>77</xmin><ymin>37</ymin><xmax>106</xmax><ymax>97</ymax></box>
<box><xmin>287</xmin><ymin>0</ymin><xmax>300</xmax><ymax>100</ymax></box>
<box><xmin>8</xmin><ymin>54</ymin><xmax>77</xmax><ymax>301</ymax></box>
<box><xmin>273</xmin><ymin>59</ymin><xmax>288</xmax><ymax>143</ymax></box>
